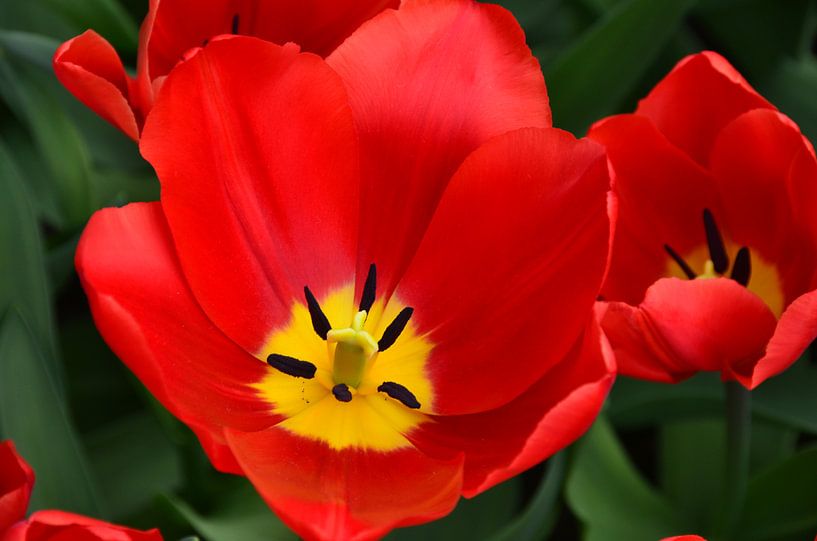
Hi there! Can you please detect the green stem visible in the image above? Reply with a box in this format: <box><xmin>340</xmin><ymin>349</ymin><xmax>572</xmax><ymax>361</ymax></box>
<box><xmin>718</xmin><ymin>381</ymin><xmax>751</xmax><ymax>539</ymax></box>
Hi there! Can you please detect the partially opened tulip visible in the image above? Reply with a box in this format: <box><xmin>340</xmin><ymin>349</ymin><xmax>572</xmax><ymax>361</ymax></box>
<box><xmin>76</xmin><ymin>1</ymin><xmax>615</xmax><ymax>538</ymax></box>
<box><xmin>53</xmin><ymin>0</ymin><xmax>397</xmax><ymax>140</ymax></box>
<box><xmin>591</xmin><ymin>51</ymin><xmax>817</xmax><ymax>389</ymax></box>
<box><xmin>0</xmin><ymin>441</ymin><xmax>162</xmax><ymax>541</ymax></box>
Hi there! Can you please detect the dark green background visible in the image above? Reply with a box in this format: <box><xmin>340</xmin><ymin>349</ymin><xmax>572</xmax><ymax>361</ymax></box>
<box><xmin>0</xmin><ymin>0</ymin><xmax>815</xmax><ymax>539</ymax></box>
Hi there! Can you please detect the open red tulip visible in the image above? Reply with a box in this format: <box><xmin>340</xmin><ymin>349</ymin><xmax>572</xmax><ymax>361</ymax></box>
<box><xmin>591</xmin><ymin>51</ymin><xmax>817</xmax><ymax>389</ymax></box>
<box><xmin>76</xmin><ymin>1</ymin><xmax>615</xmax><ymax>539</ymax></box>
<box><xmin>53</xmin><ymin>0</ymin><xmax>397</xmax><ymax>140</ymax></box>
<box><xmin>0</xmin><ymin>441</ymin><xmax>161</xmax><ymax>541</ymax></box>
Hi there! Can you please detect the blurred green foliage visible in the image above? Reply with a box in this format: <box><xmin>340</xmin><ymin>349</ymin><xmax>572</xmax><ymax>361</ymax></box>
<box><xmin>0</xmin><ymin>0</ymin><xmax>815</xmax><ymax>540</ymax></box>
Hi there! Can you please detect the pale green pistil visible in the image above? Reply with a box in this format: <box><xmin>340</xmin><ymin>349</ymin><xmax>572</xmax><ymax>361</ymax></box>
<box><xmin>327</xmin><ymin>310</ymin><xmax>378</xmax><ymax>388</ymax></box>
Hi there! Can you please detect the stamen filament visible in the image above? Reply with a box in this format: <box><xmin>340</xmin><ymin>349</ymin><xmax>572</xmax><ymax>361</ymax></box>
<box><xmin>664</xmin><ymin>244</ymin><xmax>697</xmax><ymax>279</ymax></box>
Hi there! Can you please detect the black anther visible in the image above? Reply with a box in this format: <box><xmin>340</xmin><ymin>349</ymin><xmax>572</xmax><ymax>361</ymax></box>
<box><xmin>267</xmin><ymin>354</ymin><xmax>317</xmax><ymax>379</ymax></box>
<box><xmin>703</xmin><ymin>209</ymin><xmax>729</xmax><ymax>274</ymax></box>
<box><xmin>231</xmin><ymin>14</ymin><xmax>240</xmax><ymax>34</ymax></box>
<box><xmin>332</xmin><ymin>383</ymin><xmax>353</xmax><ymax>403</ymax></box>
<box><xmin>304</xmin><ymin>286</ymin><xmax>332</xmax><ymax>340</ymax></box>
<box><xmin>730</xmin><ymin>246</ymin><xmax>751</xmax><ymax>287</ymax></box>
<box><xmin>359</xmin><ymin>264</ymin><xmax>377</xmax><ymax>313</ymax></box>
<box><xmin>377</xmin><ymin>381</ymin><xmax>420</xmax><ymax>409</ymax></box>
<box><xmin>378</xmin><ymin>307</ymin><xmax>414</xmax><ymax>351</ymax></box>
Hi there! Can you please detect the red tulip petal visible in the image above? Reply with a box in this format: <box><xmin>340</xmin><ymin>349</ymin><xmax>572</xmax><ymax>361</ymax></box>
<box><xmin>144</xmin><ymin>0</ymin><xmax>397</xmax><ymax>80</ymax></box>
<box><xmin>661</xmin><ymin>536</ymin><xmax>707</xmax><ymax>541</ymax></box>
<box><xmin>589</xmin><ymin>114</ymin><xmax>716</xmax><ymax>305</ymax></box>
<box><xmin>53</xmin><ymin>31</ymin><xmax>140</xmax><ymax>140</ymax></box>
<box><xmin>4</xmin><ymin>510</ymin><xmax>161</xmax><ymax>541</ymax></box>
<box><xmin>0</xmin><ymin>441</ymin><xmax>34</xmax><ymax>532</ymax></box>
<box><xmin>710</xmin><ymin>109</ymin><xmax>817</xmax><ymax>301</ymax></box>
<box><xmin>141</xmin><ymin>38</ymin><xmax>360</xmax><ymax>354</ymax></box>
<box><xmin>395</xmin><ymin>128</ymin><xmax>610</xmax><ymax>414</ymax></box>
<box><xmin>76</xmin><ymin>203</ymin><xmax>275</xmax><ymax>472</ymax></box>
<box><xmin>636</xmin><ymin>51</ymin><xmax>772</xmax><ymax>166</ymax></box>
<box><xmin>225</xmin><ymin>427</ymin><xmax>463</xmax><ymax>541</ymax></box>
<box><xmin>410</xmin><ymin>316</ymin><xmax>614</xmax><ymax>495</ymax></box>
<box><xmin>327</xmin><ymin>0</ymin><xmax>550</xmax><ymax>291</ymax></box>
<box><xmin>749</xmin><ymin>288</ymin><xmax>817</xmax><ymax>388</ymax></box>
<box><xmin>600</xmin><ymin>278</ymin><xmax>778</xmax><ymax>385</ymax></box>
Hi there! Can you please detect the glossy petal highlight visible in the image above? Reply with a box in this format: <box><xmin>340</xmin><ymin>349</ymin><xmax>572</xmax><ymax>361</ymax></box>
<box><xmin>141</xmin><ymin>38</ymin><xmax>360</xmax><ymax>354</ymax></box>
<box><xmin>398</xmin><ymin>128</ymin><xmax>610</xmax><ymax>413</ymax></box>
<box><xmin>328</xmin><ymin>0</ymin><xmax>551</xmax><ymax>291</ymax></box>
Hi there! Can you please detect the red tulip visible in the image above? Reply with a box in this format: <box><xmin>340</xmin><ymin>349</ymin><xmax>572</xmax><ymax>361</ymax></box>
<box><xmin>591</xmin><ymin>51</ymin><xmax>817</xmax><ymax>389</ymax></box>
<box><xmin>661</xmin><ymin>537</ymin><xmax>707</xmax><ymax>541</ymax></box>
<box><xmin>76</xmin><ymin>1</ymin><xmax>615</xmax><ymax>539</ymax></box>
<box><xmin>53</xmin><ymin>0</ymin><xmax>397</xmax><ymax>140</ymax></box>
<box><xmin>0</xmin><ymin>441</ymin><xmax>161</xmax><ymax>541</ymax></box>
<box><xmin>0</xmin><ymin>442</ymin><xmax>33</xmax><ymax>533</ymax></box>
<box><xmin>2</xmin><ymin>512</ymin><xmax>161</xmax><ymax>541</ymax></box>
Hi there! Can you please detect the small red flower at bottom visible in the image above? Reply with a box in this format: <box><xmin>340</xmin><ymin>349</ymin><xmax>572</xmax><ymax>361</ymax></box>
<box><xmin>591</xmin><ymin>51</ymin><xmax>817</xmax><ymax>388</ymax></box>
<box><xmin>0</xmin><ymin>442</ymin><xmax>33</xmax><ymax>533</ymax></box>
<box><xmin>0</xmin><ymin>441</ymin><xmax>161</xmax><ymax>541</ymax></box>
<box><xmin>661</xmin><ymin>536</ymin><xmax>707</xmax><ymax>541</ymax></box>
<box><xmin>76</xmin><ymin>2</ymin><xmax>615</xmax><ymax>539</ymax></box>
<box><xmin>2</xmin><ymin>512</ymin><xmax>161</xmax><ymax>541</ymax></box>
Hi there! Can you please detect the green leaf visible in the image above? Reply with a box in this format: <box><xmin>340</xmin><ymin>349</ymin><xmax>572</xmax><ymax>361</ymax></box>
<box><xmin>490</xmin><ymin>453</ymin><xmax>566</xmax><ymax>541</ymax></box>
<box><xmin>659</xmin><ymin>419</ymin><xmax>725</xmax><ymax>533</ymax></box>
<box><xmin>0</xmin><ymin>138</ymin><xmax>61</xmax><ymax>372</ymax></box>
<box><xmin>566</xmin><ymin>418</ymin><xmax>684</xmax><ymax>541</ymax></box>
<box><xmin>388</xmin><ymin>477</ymin><xmax>521</xmax><ymax>540</ymax></box>
<box><xmin>38</xmin><ymin>0</ymin><xmax>138</xmax><ymax>54</ymax></box>
<box><xmin>608</xmin><ymin>374</ymin><xmax>723</xmax><ymax>429</ymax></box>
<box><xmin>86</xmin><ymin>413</ymin><xmax>183</xmax><ymax>520</ymax></box>
<box><xmin>0</xmin><ymin>31</ymin><xmax>60</xmax><ymax>70</ymax></box>
<box><xmin>761</xmin><ymin>58</ymin><xmax>817</xmax><ymax>144</ymax></box>
<box><xmin>0</xmin><ymin>44</ymin><xmax>95</xmax><ymax>227</ymax></box>
<box><xmin>545</xmin><ymin>0</ymin><xmax>697</xmax><ymax>134</ymax></box>
<box><xmin>738</xmin><ymin>446</ymin><xmax>817</xmax><ymax>540</ymax></box>
<box><xmin>0</xmin><ymin>310</ymin><xmax>101</xmax><ymax>517</ymax></box>
<box><xmin>165</xmin><ymin>481</ymin><xmax>297</xmax><ymax>541</ymax></box>
<box><xmin>692</xmin><ymin>0</ymin><xmax>812</xmax><ymax>80</ymax></box>
<box><xmin>609</xmin><ymin>363</ymin><xmax>817</xmax><ymax>435</ymax></box>
<box><xmin>752</xmin><ymin>361</ymin><xmax>817</xmax><ymax>434</ymax></box>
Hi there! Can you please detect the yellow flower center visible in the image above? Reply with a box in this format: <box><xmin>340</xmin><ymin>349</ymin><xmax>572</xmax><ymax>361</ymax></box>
<box><xmin>251</xmin><ymin>266</ymin><xmax>434</xmax><ymax>451</ymax></box>
<box><xmin>664</xmin><ymin>209</ymin><xmax>784</xmax><ymax>317</ymax></box>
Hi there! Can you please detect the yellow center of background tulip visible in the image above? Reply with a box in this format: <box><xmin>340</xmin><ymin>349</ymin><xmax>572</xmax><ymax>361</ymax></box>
<box><xmin>253</xmin><ymin>284</ymin><xmax>434</xmax><ymax>451</ymax></box>
<box><xmin>666</xmin><ymin>242</ymin><xmax>784</xmax><ymax>317</ymax></box>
